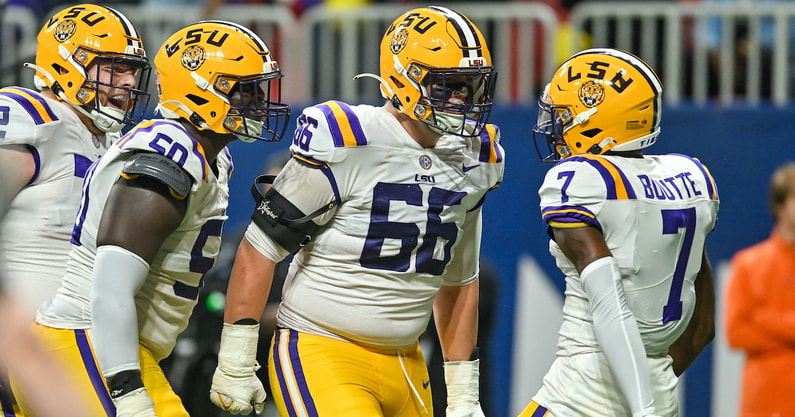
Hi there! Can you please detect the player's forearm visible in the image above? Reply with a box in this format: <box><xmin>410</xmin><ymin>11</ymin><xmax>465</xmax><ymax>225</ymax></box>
<box><xmin>91</xmin><ymin>246</ymin><xmax>148</xmax><ymax>377</ymax></box>
<box><xmin>434</xmin><ymin>281</ymin><xmax>479</xmax><ymax>361</ymax></box>
<box><xmin>670</xmin><ymin>252</ymin><xmax>715</xmax><ymax>375</ymax></box>
<box><xmin>583</xmin><ymin>257</ymin><xmax>656</xmax><ymax>417</ymax></box>
<box><xmin>223</xmin><ymin>237</ymin><xmax>276</xmax><ymax>324</ymax></box>
<box><xmin>668</xmin><ymin>315</ymin><xmax>714</xmax><ymax>375</ymax></box>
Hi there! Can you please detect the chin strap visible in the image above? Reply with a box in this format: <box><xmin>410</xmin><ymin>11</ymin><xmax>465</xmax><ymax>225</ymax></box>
<box><xmin>156</xmin><ymin>100</ymin><xmax>213</xmax><ymax>132</ymax></box>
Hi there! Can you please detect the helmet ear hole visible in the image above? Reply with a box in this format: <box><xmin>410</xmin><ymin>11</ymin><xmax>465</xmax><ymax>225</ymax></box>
<box><xmin>581</xmin><ymin>128</ymin><xmax>601</xmax><ymax>138</ymax></box>
<box><xmin>186</xmin><ymin>94</ymin><xmax>209</xmax><ymax>106</ymax></box>
<box><xmin>390</xmin><ymin>76</ymin><xmax>404</xmax><ymax>89</ymax></box>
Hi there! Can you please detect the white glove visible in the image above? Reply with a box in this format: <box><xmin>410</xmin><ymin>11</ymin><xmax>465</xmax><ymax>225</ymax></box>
<box><xmin>210</xmin><ymin>322</ymin><xmax>266</xmax><ymax>415</ymax></box>
<box><xmin>114</xmin><ymin>387</ymin><xmax>158</xmax><ymax>417</ymax></box>
<box><xmin>444</xmin><ymin>359</ymin><xmax>485</xmax><ymax>417</ymax></box>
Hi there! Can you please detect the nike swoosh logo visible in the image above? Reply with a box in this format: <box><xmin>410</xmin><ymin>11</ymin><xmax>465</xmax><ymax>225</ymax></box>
<box><xmin>422</xmin><ymin>380</ymin><xmax>431</xmax><ymax>389</ymax></box>
<box><xmin>463</xmin><ymin>163</ymin><xmax>480</xmax><ymax>172</ymax></box>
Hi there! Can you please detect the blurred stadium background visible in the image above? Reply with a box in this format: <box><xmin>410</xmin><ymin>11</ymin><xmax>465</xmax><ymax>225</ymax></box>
<box><xmin>3</xmin><ymin>1</ymin><xmax>794</xmax><ymax>416</ymax></box>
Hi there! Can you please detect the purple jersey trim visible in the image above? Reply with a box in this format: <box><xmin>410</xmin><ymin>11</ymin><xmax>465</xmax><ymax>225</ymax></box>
<box><xmin>74</xmin><ymin>154</ymin><xmax>93</xmax><ymax>178</ymax></box>
<box><xmin>565</xmin><ymin>155</ymin><xmax>637</xmax><ymax>200</ymax></box>
<box><xmin>478</xmin><ymin>124</ymin><xmax>504</xmax><ymax>163</ymax></box>
<box><xmin>541</xmin><ymin>204</ymin><xmax>602</xmax><ymax>230</ymax></box>
<box><xmin>316</xmin><ymin>101</ymin><xmax>367</xmax><ymax>148</ymax></box>
<box><xmin>669</xmin><ymin>153</ymin><xmax>719</xmax><ymax>200</ymax></box>
<box><xmin>0</xmin><ymin>87</ymin><xmax>59</xmax><ymax>125</ymax></box>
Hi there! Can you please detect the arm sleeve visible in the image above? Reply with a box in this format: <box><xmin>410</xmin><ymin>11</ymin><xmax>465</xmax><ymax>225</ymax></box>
<box><xmin>581</xmin><ymin>256</ymin><xmax>656</xmax><ymax>417</ymax></box>
<box><xmin>90</xmin><ymin>245</ymin><xmax>149</xmax><ymax>378</ymax></box>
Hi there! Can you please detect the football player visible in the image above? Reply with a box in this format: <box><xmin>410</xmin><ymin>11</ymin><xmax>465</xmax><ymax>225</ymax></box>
<box><xmin>519</xmin><ymin>48</ymin><xmax>719</xmax><ymax>417</ymax></box>
<box><xmin>209</xmin><ymin>6</ymin><xmax>502</xmax><ymax>417</ymax></box>
<box><xmin>28</xmin><ymin>20</ymin><xmax>290</xmax><ymax>417</ymax></box>
<box><xmin>0</xmin><ymin>2</ymin><xmax>149</xmax><ymax>324</ymax></box>
<box><xmin>0</xmin><ymin>5</ymin><xmax>149</xmax><ymax>416</ymax></box>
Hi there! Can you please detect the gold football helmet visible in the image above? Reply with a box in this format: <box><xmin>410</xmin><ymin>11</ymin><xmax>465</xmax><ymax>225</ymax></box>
<box><xmin>533</xmin><ymin>48</ymin><xmax>663</xmax><ymax>162</ymax></box>
<box><xmin>154</xmin><ymin>20</ymin><xmax>290</xmax><ymax>142</ymax></box>
<box><xmin>363</xmin><ymin>6</ymin><xmax>496</xmax><ymax>137</ymax></box>
<box><xmin>30</xmin><ymin>4</ymin><xmax>150</xmax><ymax>132</ymax></box>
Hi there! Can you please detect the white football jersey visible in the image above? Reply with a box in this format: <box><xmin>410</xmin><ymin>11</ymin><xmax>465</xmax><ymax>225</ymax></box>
<box><xmin>248</xmin><ymin>101</ymin><xmax>504</xmax><ymax>349</ymax></box>
<box><xmin>0</xmin><ymin>87</ymin><xmax>112</xmax><ymax>317</ymax></box>
<box><xmin>539</xmin><ymin>153</ymin><xmax>719</xmax><ymax>356</ymax></box>
<box><xmin>37</xmin><ymin>119</ymin><xmax>233</xmax><ymax>361</ymax></box>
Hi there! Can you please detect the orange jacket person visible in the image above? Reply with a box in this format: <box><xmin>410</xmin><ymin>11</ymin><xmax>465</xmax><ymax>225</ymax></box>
<box><xmin>726</xmin><ymin>161</ymin><xmax>795</xmax><ymax>417</ymax></box>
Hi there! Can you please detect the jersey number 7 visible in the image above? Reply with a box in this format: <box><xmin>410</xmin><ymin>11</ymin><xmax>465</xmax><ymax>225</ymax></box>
<box><xmin>661</xmin><ymin>207</ymin><xmax>696</xmax><ymax>323</ymax></box>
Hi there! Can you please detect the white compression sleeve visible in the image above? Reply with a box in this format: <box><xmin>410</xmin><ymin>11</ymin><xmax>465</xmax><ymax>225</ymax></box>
<box><xmin>91</xmin><ymin>245</ymin><xmax>149</xmax><ymax>378</ymax></box>
<box><xmin>580</xmin><ymin>256</ymin><xmax>656</xmax><ymax>417</ymax></box>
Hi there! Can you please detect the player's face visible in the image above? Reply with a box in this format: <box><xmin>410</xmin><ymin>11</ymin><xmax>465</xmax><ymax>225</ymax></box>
<box><xmin>86</xmin><ymin>59</ymin><xmax>139</xmax><ymax>112</ymax></box>
<box><xmin>228</xmin><ymin>79</ymin><xmax>269</xmax><ymax>120</ymax></box>
<box><xmin>426</xmin><ymin>74</ymin><xmax>476</xmax><ymax>115</ymax></box>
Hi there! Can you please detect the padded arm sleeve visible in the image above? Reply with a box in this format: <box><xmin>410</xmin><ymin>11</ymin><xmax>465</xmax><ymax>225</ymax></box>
<box><xmin>581</xmin><ymin>256</ymin><xmax>656</xmax><ymax>417</ymax></box>
<box><xmin>250</xmin><ymin>174</ymin><xmax>335</xmax><ymax>254</ymax></box>
<box><xmin>91</xmin><ymin>245</ymin><xmax>149</xmax><ymax>378</ymax></box>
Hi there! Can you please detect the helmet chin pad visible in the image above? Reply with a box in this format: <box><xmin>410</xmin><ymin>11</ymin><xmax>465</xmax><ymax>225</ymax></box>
<box><xmin>91</xmin><ymin>104</ymin><xmax>126</xmax><ymax>133</ymax></box>
<box><xmin>427</xmin><ymin>111</ymin><xmax>466</xmax><ymax>136</ymax></box>
<box><xmin>233</xmin><ymin>118</ymin><xmax>264</xmax><ymax>143</ymax></box>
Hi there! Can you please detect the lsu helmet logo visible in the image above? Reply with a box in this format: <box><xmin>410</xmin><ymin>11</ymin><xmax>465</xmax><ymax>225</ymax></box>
<box><xmin>578</xmin><ymin>80</ymin><xmax>605</xmax><ymax>108</ymax></box>
<box><xmin>390</xmin><ymin>28</ymin><xmax>409</xmax><ymax>54</ymax></box>
<box><xmin>54</xmin><ymin>19</ymin><xmax>77</xmax><ymax>42</ymax></box>
<box><xmin>181</xmin><ymin>45</ymin><xmax>206</xmax><ymax>71</ymax></box>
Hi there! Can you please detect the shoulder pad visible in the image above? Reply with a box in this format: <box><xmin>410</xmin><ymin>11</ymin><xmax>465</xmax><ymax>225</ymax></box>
<box><xmin>669</xmin><ymin>153</ymin><xmax>719</xmax><ymax>201</ymax></box>
<box><xmin>289</xmin><ymin>101</ymin><xmax>366</xmax><ymax>164</ymax></box>
<box><xmin>0</xmin><ymin>88</ymin><xmax>62</xmax><ymax>145</ymax></box>
<box><xmin>116</xmin><ymin>120</ymin><xmax>211</xmax><ymax>184</ymax></box>
<box><xmin>122</xmin><ymin>152</ymin><xmax>193</xmax><ymax>199</ymax></box>
<box><xmin>0</xmin><ymin>87</ymin><xmax>60</xmax><ymax>127</ymax></box>
<box><xmin>553</xmin><ymin>154</ymin><xmax>637</xmax><ymax>201</ymax></box>
<box><xmin>475</xmin><ymin>124</ymin><xmax>504</xmax><ymax>164</ymax></box>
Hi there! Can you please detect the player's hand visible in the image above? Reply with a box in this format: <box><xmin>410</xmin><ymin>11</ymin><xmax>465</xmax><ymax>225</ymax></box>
<box><xmin>210</xmin><ymin>364</ymin><xmax>266</xmax><ymax>415</ymax></box>
<box><xmin>444</xmin><ymin>359</ymin><xmax>486</xmax><ymax>417</ymax></box>
<box><xmin>209</xmin><ymin>322</ymin><xmax>266</xmax><ymax>415</ymax></box>
<box><xmin>113</xmin><ymin>387</ymin><xmax>158</xmax><ymax>417</ymax></box>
